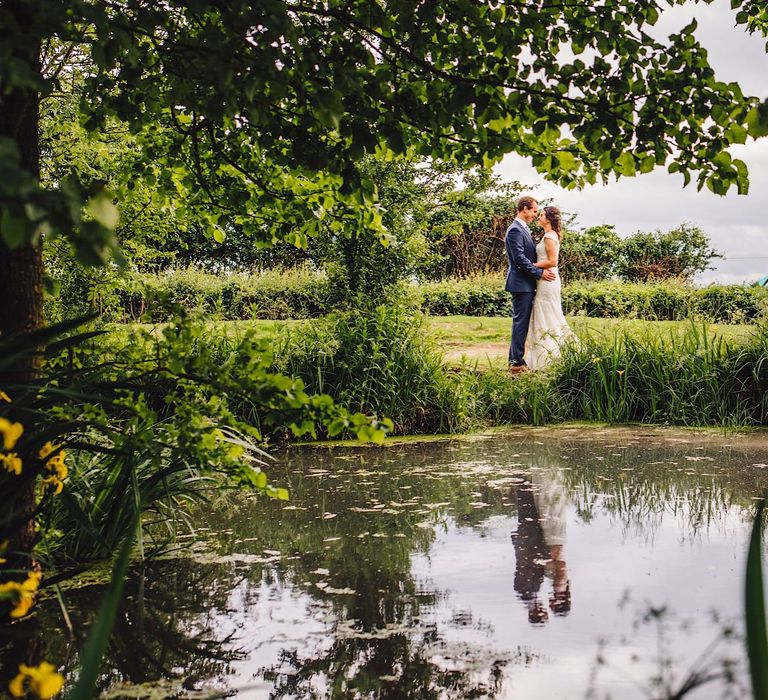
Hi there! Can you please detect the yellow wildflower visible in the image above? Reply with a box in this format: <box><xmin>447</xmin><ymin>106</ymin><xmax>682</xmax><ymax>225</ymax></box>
<box><xmin>0</xmin><ymin>390</ymin><xmax>11</xmax><ymax>402</ymax></box>
<box><xmin>591</xmin><ymin>356</ymin><xmax>601</xmax><ymax>363</ymax></box>
<box><xmin>38</xmin><ymin>443</ymin><xmax>67</xmax><ymax>494</ymax></box>
<box><xmin>617</xmin><ymin>370</ymin><xmax>625</xmax><ymax>376</ymax></box>
<box><xmin>0</xmin><ymin>417</ymin><xmax>23</xmax><ymax>450</ymax></box>
<box><xmin>8</xmin><ymin>662</ymin><xmax>64</xmax><ymax>699</ymax></box>
<box><xmin>40</xmin><ymin>475</ymin><xmax>64</xmax><ymax>495</ymax></box>
<box><xmin>1</xmin><ymin>452</ymin><xmax>22</xmax><ymax>476</ymax></box>
<box><xmin>0</xmin><ymin>571</ymin><xmax>41</xmax><ymax>618</ymax></box>
<box><xmin>38</xmin><ymin>442</ymin><xmax>54</xmax><ymax>460</ymax></box>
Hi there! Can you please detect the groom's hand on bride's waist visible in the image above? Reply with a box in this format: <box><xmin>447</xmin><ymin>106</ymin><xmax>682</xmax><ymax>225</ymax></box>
<box><xmin>542</xmin><ymin>269</ymin><xmax>556</xmax><ymax>281</ymax></box>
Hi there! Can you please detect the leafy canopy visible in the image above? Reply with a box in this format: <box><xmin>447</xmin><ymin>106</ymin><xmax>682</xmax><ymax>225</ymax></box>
<box><xmin>1</xmin><ymin>0</ymin><xmax>767</xmax><ymax>263</ymax></box>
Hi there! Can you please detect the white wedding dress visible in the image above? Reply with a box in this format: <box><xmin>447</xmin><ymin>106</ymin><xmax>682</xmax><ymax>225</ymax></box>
<box><xmin>525</xmin><ymin>232</ymin><xmax>579</xmax><ymax>370</ymax></box>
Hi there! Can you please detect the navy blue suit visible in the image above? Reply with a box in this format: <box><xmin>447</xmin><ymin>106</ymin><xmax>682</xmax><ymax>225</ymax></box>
<box><xmin>505</xmin><ymin>219</ymin><xmax>543</xmax><ymax>365</ymax></box>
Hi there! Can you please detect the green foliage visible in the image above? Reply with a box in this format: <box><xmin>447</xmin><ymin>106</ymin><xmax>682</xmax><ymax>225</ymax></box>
<box><xmin>463</xmin><ymin>368</ymin><xmax>564</xmax><ymax>427</ymax></box>
<box><xmin>559</xmin><ymin>225</ymin><xmax>623</xmax><ymax>282</ymax></box>
<box><xmin>420</xmin><ymin>275</ymin><xmax>512</xmax><ymax>317</ymax></box>
<box><xmin>616</xmin><ymin>224</ymin><xmax>722</xmax><ymax>282</ymax></box>
<box><xmin>468</xmin><ymin>321</ymin><xmax>768</xmax><ymax>427</ymax></box>
<box><xmin>421</xmin><ymin>168</ymin><xmax>523</xmax><ymax>279</ymax></box>
<box><xmin>65</xmin><ymin>269</ymin><xmax>768</xmax><ymax>326</ymax></box>
<box><xmin>313</xmin><ymin>157</ymin><xmax>431</xmax><ymax>303</ymax></box>
<box><xmin>67</xmin><ymin>521</ymin><xmax>136</xmax><ymax>700</ymax></box>
<box><xmin>46</xmin><ymin>266</ymin><xmax>332</xmax><ymax>323</ymax></box>
<box><xmin>1</xmin><ymin>318</ymin><xmax>391</xmax><ymax>569</ymax></box>
<box><xmin>272</xmin><ymin>304</ymin><xmax>467</xmax><ymax>435</ymax></box>
<box><xmin>745</xmin><ymin>500</ymin><xmax>768</xmax><ymax>700</ymax></box>
<box><xmin>420</xmin><ymin>277</ymin><xmax>768</xmax><ymax>324</ymax></box>
<box><xmin>2</xmin><ymin>0</ymin><xmax>763</xmax><ymax>259</ymax></box>
<box><xmin>57</xmin><ymin>320</ymin><xmax>393</xmax><ymax>445</ymax></box>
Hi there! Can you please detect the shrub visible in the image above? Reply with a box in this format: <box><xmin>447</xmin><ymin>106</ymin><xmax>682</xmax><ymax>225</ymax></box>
<box><xmin>21</xmin><ymin>319</ymin><xmax>396</xmax><ymax>565</ymax></box>
<box><xmin>558</xmin><ymin>225</ymin><xmax>623</xmax><ymax>283</ymax></box>
<box><xmin>419</xmin><ymin>275</ymin><xmax>511</xmax><ymax>316</ymax></box>
<box><xmin>616</xmin><ymin>223</ymin><xmax>722</xmax><ymax>282</ymax></box>
<box><xmin>105</xmin><ymin>266</ymin><xmax>333</xmax><ymax>322</ymax></box>
<box><xmin>48</xmin><ymin>267</ymin><xmax>768</xmax><ymax>326</ymax></box>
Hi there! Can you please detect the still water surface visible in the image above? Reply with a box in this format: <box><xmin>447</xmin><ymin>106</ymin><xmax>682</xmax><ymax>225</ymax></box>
<box><xmin>31</xmin><ymin>428</ymin><xmax>768</xmax><ymax>698</ymax></box>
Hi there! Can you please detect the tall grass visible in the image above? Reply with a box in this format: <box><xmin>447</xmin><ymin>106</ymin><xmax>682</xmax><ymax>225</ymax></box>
<box><xmin>554</xmin><ymin>322</ymin><xmax>768</xmax><ymax>426</ymax></box>
<box><xmin>745</xmin><ymin>500</ymin><xmax>768</xmax><ymax>700</ymax></box>
<box><xmin>273</xmin><ymin>305</ymin><xmax>467</xmax><ymax>434</ymax></box>
<box><xmin>466</xmin><ymin>321</ymin><xmax>768</xmax><ymax>428</ymax></box>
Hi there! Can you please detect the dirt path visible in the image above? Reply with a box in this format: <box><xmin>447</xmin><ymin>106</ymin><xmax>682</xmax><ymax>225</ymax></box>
<box><xmin>442</xmin><ymin>341</ymin><xmax>508</xmax><ymax>366</ymax></box>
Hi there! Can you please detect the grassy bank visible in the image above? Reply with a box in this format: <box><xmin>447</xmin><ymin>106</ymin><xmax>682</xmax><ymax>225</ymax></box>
<box><xmin>127</xmin><ymin>315</ymin><xmax>757</xmax><ymax>368</ymax></box>
<box><xmin>113</xmin><ymin>314</ymin><xmax>767</xmax><ymax>433</ymax></box>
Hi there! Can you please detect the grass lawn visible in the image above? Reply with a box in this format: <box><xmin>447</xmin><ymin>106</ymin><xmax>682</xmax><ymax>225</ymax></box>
<box><xmin>431</xmin><ymin>315</ymin><xmax>758</xmax><ymax>367</ymax></box>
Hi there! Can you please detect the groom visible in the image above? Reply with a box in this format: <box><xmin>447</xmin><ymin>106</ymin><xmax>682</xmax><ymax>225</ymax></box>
<box><xmin>505</xmin><ymin>196</ymin><xmax>555</xmax><ymax>372</ymax></box>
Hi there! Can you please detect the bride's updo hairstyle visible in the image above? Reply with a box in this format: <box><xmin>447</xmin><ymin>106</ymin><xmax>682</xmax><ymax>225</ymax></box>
<box><xmin>543</xmin><ymin>206</ymin><xmax>562</xmax><ymax>240</ymax></box>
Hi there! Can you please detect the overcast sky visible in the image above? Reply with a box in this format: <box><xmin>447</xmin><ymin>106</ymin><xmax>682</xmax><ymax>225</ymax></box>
<box><xmin>494</xmin><ymin>0</ymin><xmax>768</xmax><ymax>284</ymax></box>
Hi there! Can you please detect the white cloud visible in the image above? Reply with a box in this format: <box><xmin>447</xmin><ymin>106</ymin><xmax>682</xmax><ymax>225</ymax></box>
<box><xmin>494</xmin><ymin>0</ymin><xmax>768</xmax><ymax>284</ymax></box>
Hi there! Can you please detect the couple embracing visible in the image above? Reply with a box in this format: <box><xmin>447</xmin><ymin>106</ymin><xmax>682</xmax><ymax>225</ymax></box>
<box><xmin>505</xmin><ymin>196</ymin><xmax>578</xmax><ymax>373</ymax></box>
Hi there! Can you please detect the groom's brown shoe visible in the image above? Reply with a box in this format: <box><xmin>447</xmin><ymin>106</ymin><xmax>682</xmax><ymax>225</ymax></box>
<box><xmin>508</xmin><ymin>363</ymin><xmax>528</xmax><ymax>374</ymax></box>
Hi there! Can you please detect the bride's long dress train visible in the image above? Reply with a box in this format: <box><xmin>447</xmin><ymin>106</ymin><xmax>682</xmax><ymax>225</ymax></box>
<box><xmin>525</xmin><ymin>232</ymin><xmax>579</xmax><ymax>370</ymax></box>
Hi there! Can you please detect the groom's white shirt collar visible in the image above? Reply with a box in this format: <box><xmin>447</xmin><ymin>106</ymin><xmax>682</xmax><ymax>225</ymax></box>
<box><xmin>513</xmin><ymin>216</ymin><xmax>530</xmax><ymax>232</ymax></box>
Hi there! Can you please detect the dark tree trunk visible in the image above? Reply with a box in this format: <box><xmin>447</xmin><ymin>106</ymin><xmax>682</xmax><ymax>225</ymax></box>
<box><xmin>0</xmin><ymin>1</ymin><xmax>44</xmax><ymax>563</ymax></box>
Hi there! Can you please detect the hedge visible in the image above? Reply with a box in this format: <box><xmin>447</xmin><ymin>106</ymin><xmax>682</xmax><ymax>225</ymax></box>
<box><xmin>420</xmin><ymin>276</ymin><xmax>768</xmax><ymax>323</ymax></box>
<box><xmin>106</xmin><ymin>267</ymin><xmax>332</xmax><ymax>322</ymax></box>
<box><xmin>65</xmin><ymin>268</ymin><xmax>768</xmax><ymax>324</ymax></box>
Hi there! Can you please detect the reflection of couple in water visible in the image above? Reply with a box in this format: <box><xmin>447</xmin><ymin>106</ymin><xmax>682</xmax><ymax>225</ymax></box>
<box><xmin>511</xmin><ymin>467</ymin><xmax>571</xmax><ymax>624</ymax></box>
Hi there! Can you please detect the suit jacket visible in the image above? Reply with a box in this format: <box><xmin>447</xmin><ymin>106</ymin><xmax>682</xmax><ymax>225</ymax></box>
<box><xmin>505</xmin><ymin>219</ymin><xmax>543</xmax><ymax>293</ymax></box>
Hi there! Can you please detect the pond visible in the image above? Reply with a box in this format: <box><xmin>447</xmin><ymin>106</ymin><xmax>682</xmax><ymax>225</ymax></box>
<box><xmin>11</xmin><ymin>427</ymin><xmax>768</xmax><ymax>699</ymax></box>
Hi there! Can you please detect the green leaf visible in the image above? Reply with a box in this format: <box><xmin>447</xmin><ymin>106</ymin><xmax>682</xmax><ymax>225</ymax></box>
<box><xmin>68</xmin><ymin>520</ymin><xmax>136</xmax><ymax>700</ymax></box>
<box><xmin>746</xmin><ymin>102</ymin><xmax>768</xmax><ymax>138</ymax></box>
<box><xmin>746</xmin><ymin>499</ymin><xmax>768</xmax><ymax>700</ymax></box>
<box><xmin>87</xmin><ymin>193</ymin><xmax>120</xmax><ymax>229</ymax></box>
<box><xmin>615</xmin><ymin>152</ymin><xmax>636</xmax><ymax>176</ymax></box>
<box><xmin>327</xmin><ymin>418</ymin><xmax>348</xmax><ymax>437</ymax></box>
<box><xmin>734</xmin><ymin>158</ymin><xmax>750</xmax><ymax>195</ymax></box>
<box><xmin>369</xmin><ymin>429</ymin><xmax>386</xmax><ymax>445</ymax></box>
<box><xmin>0</xmin><ymin>208</ymin><xmax>28</xmax><ymax>248</ymax></box>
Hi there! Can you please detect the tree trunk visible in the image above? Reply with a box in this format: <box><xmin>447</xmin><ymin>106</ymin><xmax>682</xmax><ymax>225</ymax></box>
<box><xmin>0</xmin><ymin>1</ymin><xmax>43</xmax><ymax>563</ymax></box>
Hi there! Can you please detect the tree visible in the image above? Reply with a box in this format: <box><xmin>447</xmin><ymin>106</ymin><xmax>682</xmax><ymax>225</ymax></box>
<box><xmin>558</xmin><ymin>225</ymin><xmax>624</xmax><ymax>282</ymax></box>
<box><xmin>4</xmin><ymin>0</ymin><xmax>768</xmax><ymax>337</ymax></box>
<box><xmin>617</xmin><ymin>223</ymin><xmax>722</xmax><ymax>282</ymax></box>
<box><xmin>308</xmin><ymin>156</ymin><xmax>430</xmax><ymax>303</ymax></box>
<box><xmin>423</xmin><ymin>167</ymin><xmax>523</xmax><ymax>279</ymax></box>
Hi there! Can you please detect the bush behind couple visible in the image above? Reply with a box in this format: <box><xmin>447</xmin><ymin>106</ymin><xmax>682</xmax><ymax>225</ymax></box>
<box><xmin>505</xmin><ymin>196</ymin><xmax>577</xmax><ymax>372</ymax></box>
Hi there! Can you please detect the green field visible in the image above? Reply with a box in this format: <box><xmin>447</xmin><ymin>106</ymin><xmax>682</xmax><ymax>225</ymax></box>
<box><xmin>430</xmin><ymin>315</ymin><xmax>758</xmax><ymax>366</ymax></box>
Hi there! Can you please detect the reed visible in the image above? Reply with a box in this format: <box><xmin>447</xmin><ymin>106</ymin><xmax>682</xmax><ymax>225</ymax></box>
<box><xmin>553</xmin><ymin>321</ymin><xmax>768</xmax><ymax>427</ymax></box>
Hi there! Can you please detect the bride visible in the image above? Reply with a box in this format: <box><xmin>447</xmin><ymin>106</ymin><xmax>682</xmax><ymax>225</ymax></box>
<box><xmin>524</xmin><ymin>206</ymin><xmax>579</xmax><ymax>370</ymax></box>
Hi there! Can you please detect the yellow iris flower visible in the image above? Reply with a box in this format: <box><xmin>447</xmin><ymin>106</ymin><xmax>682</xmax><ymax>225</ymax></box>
<box><xmin>1</xmin><ymin>453</ymin><xmax>22</xmax><ymax>476</ymax></box>
<box><xmin>0</xmin><ymin>571</ymin><xmax>41</xmax><ymax>618</ymax></box>
<box><xmin>8</xmin><ymin>662</ymin><xmax>64</xmax><ymax>699</ymax></box>
<box><xmin>0</xmin><ymin>417</ymin><xmax>23</xmax><ymax>450</ymax></box>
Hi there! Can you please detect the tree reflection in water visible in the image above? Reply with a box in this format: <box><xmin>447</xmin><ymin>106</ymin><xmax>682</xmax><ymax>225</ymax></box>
<box><xmin>25</xmin><ymin>559</ymin><xmax>246</xmax><ymax>695</ymax></box>
<box><xmin>3</xmin><ymin>429</ymin><xmax>767</xmax><ymax>698</ymax></box>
